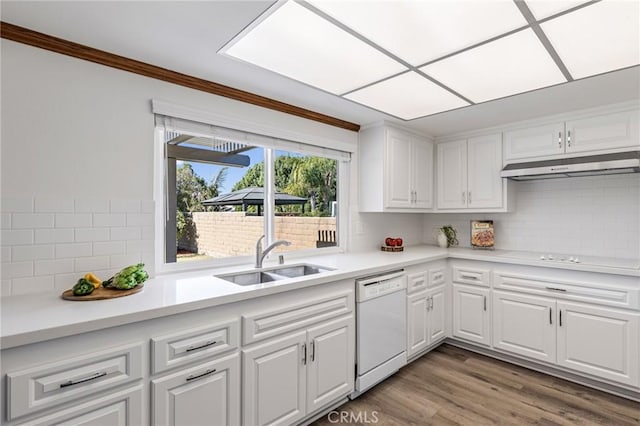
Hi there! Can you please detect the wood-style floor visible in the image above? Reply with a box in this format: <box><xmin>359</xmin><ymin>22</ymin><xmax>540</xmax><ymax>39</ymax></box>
<box><xmin>312</xmin><ymin>344</ymin><xmax>640</xmax><ymax>425</ymax></box>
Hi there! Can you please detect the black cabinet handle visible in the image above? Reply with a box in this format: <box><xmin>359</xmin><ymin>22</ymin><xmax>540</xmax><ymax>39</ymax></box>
<box><xmin>186</xmin><ymin>369</ymin><xmax>216</xmax><ymax>382</ymax></box>
<box><xmin>186</xmin><ymin>340</ymin><xmax>217</xmax><ymax>352</ymax></box>
<box><xmin>559</xmin><ymin>310</ymin><xmax>563</xmax><ymax>327</ymax></box>
<box><xmin>60</xmin><ymin>371</ymin><xmax>107</xmax><ymax>388</ymax></box>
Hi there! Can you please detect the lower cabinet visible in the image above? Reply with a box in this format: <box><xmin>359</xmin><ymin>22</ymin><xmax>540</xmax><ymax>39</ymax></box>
<box><xmin>407</xmin><ymin>286</ymin><xmax>446</xmax><ymax>358</ymax></box>
<box><xmin>17</xmin><ymin>385</ymin><xmax>144</xmax><ymax>426</ymax></box>
<box><xmin>151</xmin><ymin>353</ymin><xmax>240</xmax><ymax>426</ymax></box>
<box><xmin>242</xmin><ymin>316</ymin><xmax>354</xmax><ymax>426</ymax></box>
<box><xmin>452</xmin><ymin>284</ymin><xmax>491</xmax><ymax>346</ymax></box>
<box><xmin>557</xmin><ymin>301</ymin><xmax>639</xmax><ymax>387</ymax></box>
<box><xmin>492</xmin><ymin>291</ymin><xmax>640</xmax><ymax>387</ymax></box>
<box><xmin>492</xmin><ymin>291</ymin><xmax>556</xmax><ymax>363</ymax></box>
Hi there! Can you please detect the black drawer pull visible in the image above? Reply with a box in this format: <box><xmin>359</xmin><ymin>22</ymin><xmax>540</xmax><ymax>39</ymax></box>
<box><xmin>186</xmin><ymin>369</ymin><xmax>217</xmax><ymax>382</ymax></box>
<box><xmin>545</xmin><ymin>287</ymin><xmax>567</xmax><ymax>292</ymax></box>
<box><xmin>60</xmin><ymin>371</ymin><xmax>107</xmax><ymax>388</ymax></box>
<box><xmin>186</xmin><ymin>340</ymin><xmax>217</xmax><ymax>352</ymax></box>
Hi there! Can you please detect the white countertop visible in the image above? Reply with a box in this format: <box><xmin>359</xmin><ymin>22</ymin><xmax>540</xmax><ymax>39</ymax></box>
<box><xmin>1</xmin><ymin>246</ymin><xmax>638</xmax><ymax>349</ymax></box>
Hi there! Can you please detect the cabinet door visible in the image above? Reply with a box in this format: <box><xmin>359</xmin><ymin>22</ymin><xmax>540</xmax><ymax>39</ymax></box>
<box><xmin>566</xmin><ymin>110</ymin><xmax>640</xmax><ymax>154</ymax></box>
<box><xmin>243</xmin><ymin>331</ymin><xmax>307</xmax><ymax>426</ymax></box>
<box><xmin>452</xmin><ymin>284</ymin><xmax>491</xmax><ymax>346</ymax></box>
<box><xmin>384</xmin><ymin>130</ymin><xmax>413</xmax><ymax>208</ymax></box>
<box><xmin>407</xmin><ymin>291</ymin><xmax>429</xmax><ymax>358</ymax></box>
<box><xmin>152</xmin><ymin>353</ymin><xmax>240</xmax><ymax>426</ymax></box>
<box><xmin>17</xmin><ymin>386</ymin><xmax>143</xmax><ymax>426</ymax></box>
<box><xmin>557</xmin><ymin>302</ymin><xmax>639</xmax><ymax>387</ymax></box>
<box><xmin>467</xmin><ymin>134</ymin><xmax>503</xmax><ymax>209</ymax></box>
<box><xmin>306</xmin><ymin>316</ymin><xmax>354</xmax><ymax>413</ymax></box>
<box><xmin>412</xmin><ymin>140</ymin><xmax>434</xmax><ymax>209</ymax></box>
<box><xmin>437</xmin><ymin>140</ymin><xmax>468</xmax><ymax>209</ymax></box>
<box><xmin>492</xmin><ymin>291</ymin><xmax>556</xmax><ymax>363</ymax></box>
<box><xmin>504</xmin><ymin>122</ymin><xmax>565</xmax><ymax>161</ymax></box>
<box><xmin>428</xmin><ymin>286</ymin><xmax>446</xmax><ymax>345</ymax></box>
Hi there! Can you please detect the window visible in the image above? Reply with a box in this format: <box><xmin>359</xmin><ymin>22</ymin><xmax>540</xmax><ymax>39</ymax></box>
<box><xmin>154</xmin><ymin>113</ymin><xmax>349</xmax><ymax>271</ymax></box>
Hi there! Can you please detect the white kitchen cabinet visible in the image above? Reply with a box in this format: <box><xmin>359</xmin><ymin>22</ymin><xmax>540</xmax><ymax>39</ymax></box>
<box><xmin>557</xmin><ymin>301</ymin><xmax>639</xmax><ymax>387</ymax></box>
<box><xmin>243</xmin><ymin>316</ymin><xmax>354</xmax><ymax>426</ymax></box>
<box><xmin>452</xmin><ymin>284</ymin><xmax>491</xmax><ymax>346</ymax></box>
<box><xmin>492</xmin><ymin>291</ymin><xmax>556</xmax><ymax>363</ymax></box>
<box><xmin>407</xmin><ymin>286</ymin><xmax>446</xmax><ymax>359</ymax></box>
<box><xmin>504</xmin><ymin>108</ymin><xmax>639</xmax><ymax>162</ymax></box>
<box><xmin>436</xmin><ymin>134</ymin><xmax>505</xmax><ymax>211</ymax></box>
<box><xmin>359</xmin><ymin>125</ymin><xmax>434</xmax><ymax>212</ymax></box>
<box><xmin>16</xmin><ymin>386</ymin><xmax>143</xmax><ymax>426</ymax></box>
<box><xmin>152</xmin><ymin>353</ymin><xmax>240</xmax><ymax>426</ymax></box>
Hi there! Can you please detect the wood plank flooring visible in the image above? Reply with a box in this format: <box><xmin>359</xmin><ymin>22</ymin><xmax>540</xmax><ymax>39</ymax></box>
<box><xmin>312</xmin><ymin>344</ymin><xmax>640</xmax><ymax>425</ymax></box>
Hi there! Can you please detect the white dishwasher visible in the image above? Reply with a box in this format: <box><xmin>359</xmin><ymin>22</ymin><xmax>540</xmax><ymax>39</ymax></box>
<box><xmin>353</xmin><ymin>269</ymin><xmax>407</xmax><ymax>398</ymax></box>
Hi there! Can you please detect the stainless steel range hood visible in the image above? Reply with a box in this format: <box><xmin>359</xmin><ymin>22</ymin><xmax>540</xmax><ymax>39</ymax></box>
<box><xmin>501</xmin><ymin>151</ymin><xmax>640</xmax><ymax>181</ymax></box>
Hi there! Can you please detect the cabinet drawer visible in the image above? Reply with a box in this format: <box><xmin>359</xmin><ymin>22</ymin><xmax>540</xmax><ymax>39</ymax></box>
<box><xmin>7</xmin><ymin>342</ymin><xmax>143</xmax><ymax>421</ymax></box>
<box><xmin>242</xmin><ymin>290</ymin><xmax>353</xmax><ymax>345</ymax></box>
<box><xmin>151</xmin><ymin>318</ymin><xmax>239</xmax><ymax>374</ymax></box>
<box><xmin>428</xmin><ymin>268</ymin><xmax>446</xmax><ymax>288</ymax></box>
<box><xmin>407</xmin><ymin>271</ymin><xmax>427</xmax><ymax>294</ymax></box>
<box><xmin>15</xmin><ymin>385</ymin><xmax>144</xmax><ymax>426</ymax></box>
<box><xmin>493</xmin><ymin>272</ymin><xmax>639</xmax><ymax>310</ymax></box>
<box><xmin>452</xmin><ymin>265</ymin><xmax>490</xmax><ymax>287</ymax></box>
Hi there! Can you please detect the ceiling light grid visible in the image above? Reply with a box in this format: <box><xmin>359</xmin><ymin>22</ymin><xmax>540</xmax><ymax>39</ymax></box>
<box><xmin>220</xmin><ymin>0</ymin><xmax>640</xmax><ymax>121</ymax></box>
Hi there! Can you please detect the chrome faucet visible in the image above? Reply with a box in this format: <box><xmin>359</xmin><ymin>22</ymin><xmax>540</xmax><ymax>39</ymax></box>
<box><xmin>255</xmin><ymin>235</ymin><xmax>291</xmax><ymax>268</ymax></box>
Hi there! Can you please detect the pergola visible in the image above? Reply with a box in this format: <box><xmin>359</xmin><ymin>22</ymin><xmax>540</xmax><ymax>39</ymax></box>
<box><xmin>203</xmin><ymin>187</ymin><xmax>307</xmax><ymax>215</ymax></box>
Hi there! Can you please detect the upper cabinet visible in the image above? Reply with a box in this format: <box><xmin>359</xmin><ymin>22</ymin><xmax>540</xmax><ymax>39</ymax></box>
<box><xmin>436</xmin><ymin>134</ymin><xmax>507</xmax><ymax>211</ymax></box>
<box><xmin>504</xmin><ymin>108</ymin><xmax>639</xmax><ymax>163</ymax></box>
<box><xmin>359</xmin><ymin>125</ymin><xmax>434</xmax><ymax>212</ymax></box>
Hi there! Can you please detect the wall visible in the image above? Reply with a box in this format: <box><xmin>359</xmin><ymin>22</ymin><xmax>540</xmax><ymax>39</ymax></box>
<box><xmin>183</xmin><ymin>212</ymin><xmax>336</xmax><ymax>258</ymax></box>
<box><xmin>1</xmin><ymin>40</ymin><xmax>357</xmax><ymax>296</ymax></box>
<box><xmin>423</xmin><ymin>174</ymin><xmax>640</xmax><ymax>260</ymax></box>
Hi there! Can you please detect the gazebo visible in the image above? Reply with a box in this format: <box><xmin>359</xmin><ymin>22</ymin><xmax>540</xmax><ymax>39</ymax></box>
<box><xmin>202</xmin><ymin>187</ymin><xmax>307</xmax><ymax>215</ymax></box>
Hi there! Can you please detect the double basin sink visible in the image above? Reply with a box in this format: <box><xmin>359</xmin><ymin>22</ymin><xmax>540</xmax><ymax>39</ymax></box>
<box><xmin>216</xmin><ymin>263</ymin><xmax>333</xmax><ymax>286</ymax></box>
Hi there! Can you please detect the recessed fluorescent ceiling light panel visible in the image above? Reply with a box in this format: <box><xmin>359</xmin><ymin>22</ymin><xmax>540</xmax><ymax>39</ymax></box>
<box><xmin>221</xmin><ymin>0</ymin><xmax>640</xmax><ymax>121</ymax></box>
<box><xmin>344</xmin><ymin>72</ymin><xmax>470</xmax><ymax>120</ymax></box>
<box><xmin>221</xmin><ymin>1</ymin><xmax>405</xmax><ymax>94</ymax></box>
<box><xmin>540</xmin><ymin>0</ymin><xmax>640</xmax><ymax>79</ymax></box>
<box><xmin>525</xmin><ymin>1</ymin><xmax>593</xmax><ymax>20</ymax></box>
<box><xmin>308</xmin><ymin>0</ymin><xmax>527</xmax><ymax>65</ymax></box>
<box><xmin>421</xmin><ymin>29</ymin><xmax>567</xmax><ymax>104</ymax></box>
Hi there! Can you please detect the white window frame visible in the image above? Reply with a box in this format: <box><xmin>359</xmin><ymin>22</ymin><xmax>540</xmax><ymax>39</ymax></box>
<box><xmin>153</xmin><ymin>103</ymin><xmax>351</xmax><ymax>275</ymax></box>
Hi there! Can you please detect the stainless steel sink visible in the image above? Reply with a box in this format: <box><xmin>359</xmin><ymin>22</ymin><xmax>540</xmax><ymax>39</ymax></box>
<box><xmin>216</xmin><ymin>263</ymin><xmax>333</xmax><ymax>286</ymax></box>
<box><xmin>216</xmin><ymin>271</ymin><xmax>283</xmax><ymax>286</ymax></box>
<box><xmin>269</xmin><ymin>264</ymin><xmax>333</xmax><ymax>278</ymax></box>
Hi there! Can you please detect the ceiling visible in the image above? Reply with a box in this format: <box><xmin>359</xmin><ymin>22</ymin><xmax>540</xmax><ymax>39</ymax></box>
<box><xmin>2</xmin><ymin>1</ymin><xmax>639</xmax><ymax>136</ymax></box>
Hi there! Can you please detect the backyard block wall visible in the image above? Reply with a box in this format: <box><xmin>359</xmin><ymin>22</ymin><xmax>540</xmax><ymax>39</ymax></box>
<box><xmin>181</xmin><ymin>212</ymin><xmax>337</xmax><ymax>258</ymax></box>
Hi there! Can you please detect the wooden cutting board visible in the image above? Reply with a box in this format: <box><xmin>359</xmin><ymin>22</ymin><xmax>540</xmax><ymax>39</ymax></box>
<box><xmin>61</xmin><ymin>284</ymin><xmax>144</xmax><ymax>301</ymax></box>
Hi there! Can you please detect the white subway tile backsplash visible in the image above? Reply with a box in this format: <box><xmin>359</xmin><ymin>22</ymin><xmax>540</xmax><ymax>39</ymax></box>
<box><xmin>55</xmin><ymin>243</ymin><xmax>92</xmax><ymax>258</ymax></box>
<box><xmin>93</xmin><ymin>213</ymin><xmax>126</xmax><ymax>227</ymax></box>
<box><xmin>35</xmin><ymin>197</ymin><xmax>74</xmax><ymax>213</ymax></box>
<box><xmin>111</xmin><ymin>199</ymin><xmax>141</xmax><ymax>213</ymax></box>
<box><xmin>2</xmin><ymin>197</ymin><xmax>154</xmax><ymax>296</ymax></box>
<box><xmin>34</xmin><ymin>259</ymin><xmax>74</xmax><ymax>276</ymax></box>
<box><xmin>12</xmin><ymin>213</ymin><xmax>54</xmax><ymax>229</ymax></box>
<box><xmin>55</xmin><ymin>213</ymin><xmax>92</xmax><ymax>228</ymax></box>
<box><xmin>2</xmin><ymin>230</ymin><xmax>34</xmax><ymax>246</ymax></box>
<box><xmin>110</xmin><ymin>227</ymin><xmax>141</xmax><ymax>241</ymax></box>
<box><xmin>74</xmin><ymin>228</ymin><xmax>110</xmax><ymax>242</ymax></box>
<box><xmin>12</xmin><ymin>244</ymin><xmax>54</xmax><ymax>262</ymax></box>
<box><xmin>1</xmin><ymin>197</ymin><xmax>33</xmax><ymax>213</ymax></box>
<box><xmin>110</xmin><ymin>253</ymin><xmax>141</xmax><ymax>269</ymax></box>
<box><xmin>35</xmin><ymin>229</ymin><xmax>75</xmax><ymax>244</ymax></box>
<box><xmin>141</xmin><ymin>200</ymin><xmax>155</xmax><ymax>214</ymax></box>
<box><xmin>93</xmin><ymin>241</ymin><xmax>126</xmax><ymax>256</ymax></box>
<box><xmin>1</xmin><ymin>261</ymin><xmax>33</xmax><ymax>279</ymax></box>
<box><xmin>126</xmin><ymin>213</ymin><xmax>153</xmax><ymax>227</ymax></box>
<box><xmin>1</xmin><ymin>246</ymin><xmax>11</xmax><ymax>262</ymax></box>
<box><xmin>74</xmin><ymin>256</ymin><xmax>110</xmax><ymax>272</ymax></box>
<box><xmin>74</xmin><ymin>198</ymin><xmax>110</xmax><ymax>213</ymax></box>
<box><xmin>1</xmin><ymin>213</ymin><xmax>11</xmax><ymax>229</ymax></box>
<box><xmin>12</xmin><ymin>276</ymin><xmax>54</xmax><ymax>295</ymax></box>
